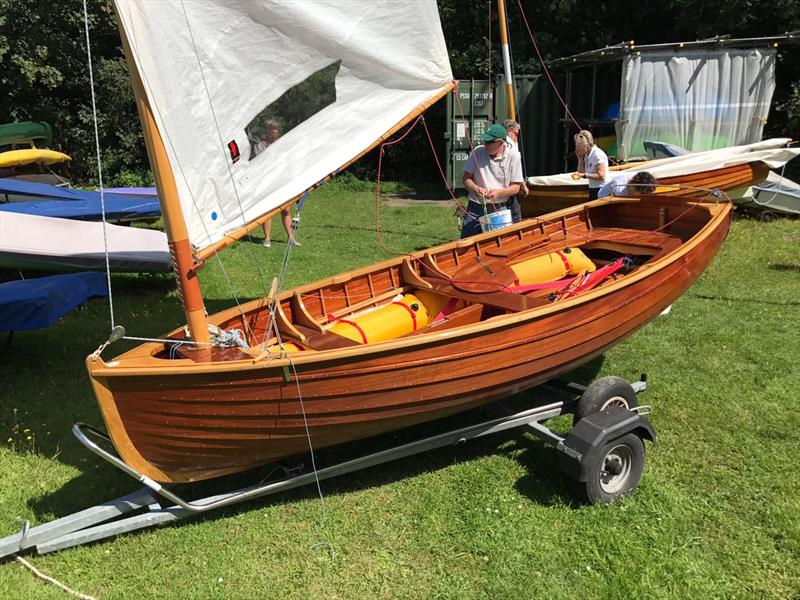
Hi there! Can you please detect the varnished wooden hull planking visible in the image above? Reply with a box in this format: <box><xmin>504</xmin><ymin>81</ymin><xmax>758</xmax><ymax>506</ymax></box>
<box><xmin>523</xmin><ymin>162</ymin><xmax>768</xmax><ymax>218</ymax></box>
<box><xmin>87</xmin><ymin>196</ymin><xmax>732</xmax><ymax>483</ymax></box>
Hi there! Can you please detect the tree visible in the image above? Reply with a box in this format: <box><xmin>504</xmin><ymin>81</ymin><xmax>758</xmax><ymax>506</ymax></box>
<box><xmin>0</xmin><ymin>0</ymin><xmax>149</xmax><ymax>185</ymax></box>
<box><xmin>1</xmin><ymin>1</ymin><xmax>798</xmax><ymax>185</ymax></box>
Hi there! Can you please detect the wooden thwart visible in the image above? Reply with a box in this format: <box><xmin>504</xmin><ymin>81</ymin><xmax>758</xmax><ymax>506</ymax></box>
<box><xmin>422</xmin><ymin>276</ymin><xmax>545</xmax><ymax>313</ymax></box>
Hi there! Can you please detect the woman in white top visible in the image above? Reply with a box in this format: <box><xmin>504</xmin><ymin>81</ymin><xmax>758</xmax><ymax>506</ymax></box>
<box><xmin>572</xmin><ymin>130</ymin><xmax>609</xmax><ymax>200</ymax></box>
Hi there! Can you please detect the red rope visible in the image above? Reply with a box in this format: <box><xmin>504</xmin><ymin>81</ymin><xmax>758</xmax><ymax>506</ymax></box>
<box><xmin>420</xmin><ymin>115</ymin><xmax>483</xmax><ymax>222</ymax></box>
<box><xmin>375</xmin><ymin>115</ymin><xmax>424</xmax><ymax>253</ymax></box>
<box><xmin>513</xmin><ymin>0</ymin><xmax>582</xmax><ymax>132</ymax></box>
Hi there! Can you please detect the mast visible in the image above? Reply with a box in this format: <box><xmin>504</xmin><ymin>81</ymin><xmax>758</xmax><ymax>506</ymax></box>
<box><xmin>115</xmin><ymin>20</ymin><xmax>210</xmax><ymax>345</ymax></box>
<box><xmin>497</xmin><ymin>0</ymin><xmax>516</xmax><ymax>120</ymax></box>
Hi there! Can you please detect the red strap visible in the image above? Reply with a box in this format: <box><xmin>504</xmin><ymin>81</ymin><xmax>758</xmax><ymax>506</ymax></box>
<box><xmin>562</xmin><ymin>258</ymin><xmax>626</xmax><ymax>298</ymax></box>
<box><xmin>333</xmin><ymin>317</ymin><xmax>368</xmax><ymax>344</ymax></box>
<box><xmin>392</xmin><ymin>301</ymin><xmax>418</xmax><ymax>330</ymax></box>
<box><xmin>555</xmin><ymin>250</ymin><xmax>571</xmax><ymax>273</ymax></box>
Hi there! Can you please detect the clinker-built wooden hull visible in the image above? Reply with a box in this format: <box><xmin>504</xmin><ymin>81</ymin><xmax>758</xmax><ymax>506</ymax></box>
<box><xmin>87</xmin><ymin>195</ymin><xmax>732</xmax><ymax>483</ymax></box>
<box><xmin>524</xmin><ymin>161</ymin><xmax>768</xmax><ymax>217</ymax></box>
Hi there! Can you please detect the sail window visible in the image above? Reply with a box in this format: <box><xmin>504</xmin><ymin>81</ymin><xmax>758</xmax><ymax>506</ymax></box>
<box><xmin>246</xmin><ymin>61</ymin><xmax>341</xmax><ymax>160</ymax></box>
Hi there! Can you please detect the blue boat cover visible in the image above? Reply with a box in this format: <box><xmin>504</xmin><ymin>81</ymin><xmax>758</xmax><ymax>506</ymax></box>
<box><xmin>105</xmin><ymin>186</ymin><xmax>158</xmax><ymax>196</ymax></box>
<box><xmin>0</xmin><ymin>272</ymin><xmax>108</xmax><ymax>331</ymax></box>
<box><xmin>0</xmin><ymin>178</ymin><xmax>160</xmax><ymax>221</ymax></box>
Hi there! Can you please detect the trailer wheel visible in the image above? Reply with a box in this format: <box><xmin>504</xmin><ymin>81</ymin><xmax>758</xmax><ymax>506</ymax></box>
<box><xmin>759</xmin><ymin>210</ymin><xmax>777</xmax><ymax>223</ymax></box>
<box><xmin>574</xmin><ymin>376</ymin><xmax>637</xmax><ymax>426</ymax></box>
<box><xmin>582</xmin><ymin>433</ymin><xmax>645</xmax><ymax>504</ymax></box>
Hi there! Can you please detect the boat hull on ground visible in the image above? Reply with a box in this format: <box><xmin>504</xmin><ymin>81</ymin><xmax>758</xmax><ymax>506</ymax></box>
<box><xmin>87</xmin><ymin>196</ymin><xmax>731</xmax><ymax>483</ymax></box>
<box><xmin>524</xmin><ymin>162</ymin><xmax>767</xmax><ymax>217</ymax></box>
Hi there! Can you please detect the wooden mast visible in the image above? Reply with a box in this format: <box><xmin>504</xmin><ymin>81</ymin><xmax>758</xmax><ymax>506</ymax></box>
<box><xmin>497</xmin><ymin>0</ymin><xmax>516</xmax><ymax>120</ymax></box>
<box><xmin>115</xmin><ymin>20</ymin><xmax>210</xmax><ymax>345</ymax></box>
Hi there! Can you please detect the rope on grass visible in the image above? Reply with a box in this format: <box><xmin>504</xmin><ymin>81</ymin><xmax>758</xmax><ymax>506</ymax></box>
<box><xmin>15</xmin><ymin>556</ymin><xmax>97</xmax><ymax>600</ymax></box>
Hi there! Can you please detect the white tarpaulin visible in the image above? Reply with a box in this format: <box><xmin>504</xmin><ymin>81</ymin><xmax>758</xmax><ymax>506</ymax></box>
<box><xmin>527</xmin><ymin>139</ymin><xmax>800</xmax><ymax>187</ymax></box>
<box><xmin>617</xmin><ymin>49</ymin><xmax>776</xmax><ymax>161</ymax></box>
<box><xmin>114</xmin><ymin>0</ymin><xmax>453</xmax><ymax>252</ymax></box>
<box><xmin>0</xmin><ymin>212</ymin><xmax>170</xmax><ymax>272</ymax></box>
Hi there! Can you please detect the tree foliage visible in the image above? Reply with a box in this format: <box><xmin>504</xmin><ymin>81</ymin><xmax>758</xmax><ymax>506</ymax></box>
<box><xmin>0</xmin><ymin>0</ymin><xmax>147</xmax><ymax>185</ymax></box>
<box><xmin>0</xmin><ymin>0</ymin><xmax>798</xmax><ymax>185</ymax></box>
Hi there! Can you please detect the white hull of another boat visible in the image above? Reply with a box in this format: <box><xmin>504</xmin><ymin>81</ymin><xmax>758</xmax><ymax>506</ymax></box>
<box><xmin>736</xmin><ymin>171</ymin><xmax>800</xmax><ymax>215</ymax></box>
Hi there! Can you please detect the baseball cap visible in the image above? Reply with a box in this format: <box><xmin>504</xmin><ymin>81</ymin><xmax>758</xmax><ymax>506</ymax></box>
<box><xmin>481</xmin><ymin>124</ymin><xmax>507</xmax><ymax>142</ymax></box>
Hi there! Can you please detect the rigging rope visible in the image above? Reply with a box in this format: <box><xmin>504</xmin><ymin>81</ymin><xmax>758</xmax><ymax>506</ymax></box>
<box><xmin>82</xmin><ymin>0</ymin><xmax>115</xmax><ymax>333</ymax></box>
<box><xmin>15</xmin><ymin>556</ymin><xmax>96</xmax><ymax>600</ymax></box>
<box><xmin>751</xmin><ymin>161</ymin><xmax>790</xmax><ymax>209</ymax></box>
<box><xmin>286</xmin><ymin>353</ymin><xmax>335</xmax><ymax>560</ymax></box>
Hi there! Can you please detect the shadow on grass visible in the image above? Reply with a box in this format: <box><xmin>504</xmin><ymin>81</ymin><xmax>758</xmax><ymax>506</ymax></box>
<box><xmin>303</xmin><ymin>222</ymin><xmax>453</xmax><ymax>242</ymax></box>
<box><xmin>24</xmin><ymin>356</ymin><xmax>605</xmax><ymax>536</ymax></box>
<box><xmin>769</xmin><ymin>263</ymin><xmax>800</xmax><ymax>272</ymax></box>
<box><xmin>236</xmin><ymin>224</ymin><xmax>454</xmax><ymax>249</ymax></box>
<box><xmin>689</xmin><ymin>292</ymin><xmax>800</xmax><ymax>307</ymax></box>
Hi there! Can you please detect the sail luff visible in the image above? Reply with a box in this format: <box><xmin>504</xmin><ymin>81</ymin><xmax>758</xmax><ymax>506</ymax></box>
<box><xmin>194</xmin><ymin>82</ymin><xmax>455</xmax><ymax>264</ymax></box>
<box><xmin>115</xmin><ymin>15</ymin><xmax>210</xmax><ymax>345</ymax></box>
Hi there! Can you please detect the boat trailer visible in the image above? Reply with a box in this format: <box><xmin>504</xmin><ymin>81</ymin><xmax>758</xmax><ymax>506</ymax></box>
<box><xmin>1</xmin><ymin>376</ymin><xmax>654</xmax><ymax>558</ymax></box>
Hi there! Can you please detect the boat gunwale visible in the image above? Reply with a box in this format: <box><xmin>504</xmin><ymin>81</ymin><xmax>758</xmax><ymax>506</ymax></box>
<box><xmin>87</xmin><ymin>196</ymin><xmax>731</xmax><ymax>377</ymax></box>
<box><xmin>524</xmin><ymin>162</ymin><xmax>769</xmax><ymax>203</ymax></box>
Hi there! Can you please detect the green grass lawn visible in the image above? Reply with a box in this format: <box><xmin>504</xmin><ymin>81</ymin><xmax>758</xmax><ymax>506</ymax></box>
<box><xmin>1</xmin><ymin>186</ymin><xmax>798</xmax><ymax>599</ymax></box>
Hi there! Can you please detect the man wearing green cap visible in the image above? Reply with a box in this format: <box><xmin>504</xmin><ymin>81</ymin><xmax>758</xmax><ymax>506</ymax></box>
<box><xmin>461</xmin><ymin>123</ymin><xmax>524</xmax><ymax>238</ymax></box>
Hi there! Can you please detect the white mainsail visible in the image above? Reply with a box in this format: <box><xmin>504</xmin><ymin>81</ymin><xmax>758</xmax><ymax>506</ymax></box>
<box><xmin>114</xmin><ymin>0</ymin><xmax>453</xmax><ymax>252</ymax></box>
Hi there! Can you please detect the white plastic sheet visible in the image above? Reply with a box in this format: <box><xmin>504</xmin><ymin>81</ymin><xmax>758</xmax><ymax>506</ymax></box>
<box><xmin>618</xmin><ymin>49</ymin><xmax>776</xmax><ymax>161</ymax></box>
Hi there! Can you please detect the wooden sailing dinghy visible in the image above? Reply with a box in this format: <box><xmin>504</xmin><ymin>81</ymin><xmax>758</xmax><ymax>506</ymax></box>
<box><xmin>88</xmin><ymin>193</ymin><xmax>732</xmax><ymax>483</ymax></box>
<box><xmin>87</xmin><ymin>1</ymin><xmax>730</xmax><ymax>485</ymax></box>
<box><xmin>524</xmin><ymin>139</ymin><xmax>799</xmax><ymax>217</ymax></box>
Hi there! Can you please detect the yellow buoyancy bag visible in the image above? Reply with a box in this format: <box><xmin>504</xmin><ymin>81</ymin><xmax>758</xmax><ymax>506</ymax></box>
<box><xmin>511</xmin><ymin>247</ymin><xmax>595</xmax><ymax>285</ymax></box>
<box><xmin>329</xmin><ymin>293</ymin><xmax>430</xmax><ymax>345</ymax></box>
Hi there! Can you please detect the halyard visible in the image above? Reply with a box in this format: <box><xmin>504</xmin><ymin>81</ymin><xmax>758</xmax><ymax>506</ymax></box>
<box><xmin>1</xmin><ymin>183</ymin><xmax>798</xmax><ymax>599</ymax></box>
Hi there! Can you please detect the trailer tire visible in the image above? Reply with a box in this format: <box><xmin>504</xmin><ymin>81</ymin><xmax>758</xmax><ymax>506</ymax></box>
<box><xmin>574</xmin><ymin>376</ymin><xmax>637</xmax><ymax>426</ymax></box>
<box><xmin>759</xmin><ymin>210</ymin><xmax>777</xmax><ymax>223</ymax></box>
<box><xmin>581</xmin><ymin>432</ymin><xmax>645</xmax><ymax>504</ymax></box>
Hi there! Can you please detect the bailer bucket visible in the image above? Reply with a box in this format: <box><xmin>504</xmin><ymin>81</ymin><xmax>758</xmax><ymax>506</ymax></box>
<box><xmin>478</xmin><ymin>208</ymin><xmax>512</xmax><ymax>232</ymax></box>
